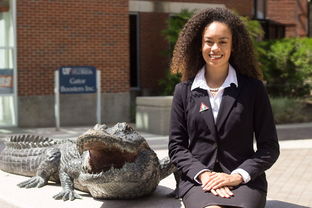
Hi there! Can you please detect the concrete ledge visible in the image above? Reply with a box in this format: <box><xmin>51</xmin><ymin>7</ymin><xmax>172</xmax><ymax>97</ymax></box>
<box><xmin>136</xmin><ymin>96</ymin><xmax>173</xmax><ymax>107</ymax></box>
<box><xmin>0</xmin><ymin>147</ymin><xmax>309</xmax><ymax>208</ymax></box>
<box><xmin>0</xmin><ymin>150</ymin><xmax>182</xmax><ymax>208</ymax></box>
<box><xmin>136</xmin><ymin>96</ymin><xmax>172</xmax><ymax>135</ymax></box>
<box><xmin>0</xmin><ymin>168</ymin><xmax>307</xmax><ymax>208</ymax></box>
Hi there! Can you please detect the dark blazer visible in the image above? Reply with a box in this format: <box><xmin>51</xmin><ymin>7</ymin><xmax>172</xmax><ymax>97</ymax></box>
<box><xmin>168</xmin><ymin>73</ymin><xmax>280</xmax><ymax>197</ymax></box>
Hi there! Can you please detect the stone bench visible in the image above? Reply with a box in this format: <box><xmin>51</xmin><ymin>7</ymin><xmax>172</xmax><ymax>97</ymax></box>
<box><xmin>0</xmin><ymin>168</ymin><xmax>305</xmax><ymax>208</ymax></box>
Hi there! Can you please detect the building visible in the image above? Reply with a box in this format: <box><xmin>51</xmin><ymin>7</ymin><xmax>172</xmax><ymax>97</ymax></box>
<box><xmin>0</xmin><ymin>0</ymin><xmax>130</xmax><ymax>127</ymax></box>
<box><xmin>257</xmin><ymin>0</ymin><xmax>310</xmax><ymax>39</ymax></box>
<box><xmin>0</xmin><ymin>0</ymin><xmax>310</xmax><ymax>127</ymax></box>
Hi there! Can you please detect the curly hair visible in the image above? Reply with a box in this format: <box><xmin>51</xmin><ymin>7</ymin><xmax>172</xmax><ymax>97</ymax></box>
<box><xmin>170</xmin><ymin>7</ymin><xmax>262</xmax><ymax>81</ymax></box>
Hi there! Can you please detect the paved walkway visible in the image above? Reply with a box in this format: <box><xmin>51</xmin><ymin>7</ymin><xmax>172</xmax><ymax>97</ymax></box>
<box><xmin>0</xmin><ymin>122</ymin><xmax>311</xmax><ymax>208</ymax></box>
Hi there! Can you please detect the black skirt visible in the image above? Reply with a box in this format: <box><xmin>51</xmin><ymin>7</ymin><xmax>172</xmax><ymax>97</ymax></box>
<box><xmin>182</xmin><ymin>184</ymin><xmax>266</xmax><ymax>208</ymax></box>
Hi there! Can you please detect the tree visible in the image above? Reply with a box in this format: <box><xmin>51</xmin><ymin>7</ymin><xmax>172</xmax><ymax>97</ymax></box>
<box><xmin>159</xmin><ymin>10</ymin><xmax>193</xmax><ymax>95</ymax></box>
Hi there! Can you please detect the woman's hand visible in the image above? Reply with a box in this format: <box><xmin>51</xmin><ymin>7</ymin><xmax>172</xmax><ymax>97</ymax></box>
<box><xmin>198</xmin><ymin>171</ymin><xmax>217</xmax><ymax>186</ymax></box>
<box><xmin>202</xmin><ymin>172</ymin><xmax>243</xmax><ymax>191</ymax></box>
<box><xmin>198</xmin><ymin>171</ymin><xmax>234</xmax><ymax>198</ymax></box>
<box><xmin>211</xmin><ymin>186</ymin><xmax>233</xmax><ymax>198</ymax></box>
<box><xmin>198</xmin><ymin>171</ymin><xmax>243</xmax><ymax>198</ymax></box>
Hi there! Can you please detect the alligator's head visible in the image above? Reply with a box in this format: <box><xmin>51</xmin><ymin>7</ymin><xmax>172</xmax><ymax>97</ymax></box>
<box><xmin>76</xmin><ymin>122</ymin><xmax>160</xmax><ymax>199</ymax></box>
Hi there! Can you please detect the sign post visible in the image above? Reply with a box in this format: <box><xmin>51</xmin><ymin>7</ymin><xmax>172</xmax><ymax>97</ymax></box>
<box><xmin>54</xmin><ymin>66</ymin><xmax>101</xmax><ymax>130</ymax></box>
<box><xmin>96</xmin><ymin>70</ymin><xmax>101</xmax><ymax>124</ymax></box>
<box><xmin>54</xmin><ymin>70</ymin><xmax>60</xmax><ymax>130</ymax></box>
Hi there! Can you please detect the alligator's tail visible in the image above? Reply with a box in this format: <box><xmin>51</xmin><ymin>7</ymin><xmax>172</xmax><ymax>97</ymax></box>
<box><xmin>0</xmin><ymin>135</ymin><xmax>58</xmax><ymax>177</ymax></box>
<box><xmin>0</xmin><ymin>138</ymin><xmax>5</xmax><ymax>154</ymax></box>
<box><xmin>6</xmin><ymin>135</ymin><xmax>56</xmax><ymax>149</ymax></box>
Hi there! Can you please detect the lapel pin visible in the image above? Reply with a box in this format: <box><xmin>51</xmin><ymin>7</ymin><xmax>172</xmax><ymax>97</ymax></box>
<box><xmin>199</xmin><ymin>102</ymin><xmax>209</xmax><ymax>112</ymax></box>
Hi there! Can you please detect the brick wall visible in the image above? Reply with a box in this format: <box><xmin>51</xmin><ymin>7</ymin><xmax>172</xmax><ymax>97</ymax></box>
<box><xmin>139</xmin><ymin>12</ymin><xmax>169</xmax><ymax>92</ymax></box>
<box><xmin>267</xmin><ymin>0</ymin><xmax>308</xmax><ymax>37</ymax></box>
<box><xmin>16</xmin><ymin>0</ymin><xmax>129</xmax><ymax>96</ymax></box>
<box><xmin>141</xmin><ymin>0</ymin><xmax>253</xmax><ymax>16</ymax></box>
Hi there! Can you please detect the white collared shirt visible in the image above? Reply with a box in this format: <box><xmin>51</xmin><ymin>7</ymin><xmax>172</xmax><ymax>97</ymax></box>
<box><xmin>191</xmin><ymin>64</ymin><xmax>238</xmax><ymax>121</ymax></box>
<box><xmin>191</xmin><ymin>64</ymin><xmax>251</xmax><ymax>184</ymax></box>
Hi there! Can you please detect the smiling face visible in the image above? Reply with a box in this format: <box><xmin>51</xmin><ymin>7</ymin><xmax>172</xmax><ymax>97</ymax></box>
<box><xmin>201</xmin><ymin>21</ymin><xmax>232</xmax><ymax>70</ymax></box>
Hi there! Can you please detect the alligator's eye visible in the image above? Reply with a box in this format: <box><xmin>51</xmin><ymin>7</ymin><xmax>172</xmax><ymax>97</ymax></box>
<box><xmin>127</xmin><ymin>125</ymin><xmax>133</xmax><ymax>131</ymax></box>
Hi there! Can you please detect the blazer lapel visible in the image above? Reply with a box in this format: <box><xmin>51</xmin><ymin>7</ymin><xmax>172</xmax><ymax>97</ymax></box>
<box><xmin>191</xmin><ymin>88</ymin><xmax>217</xmax><ymax>135</ymax></box>
<box><xmin>216</xmin><ymin>75</ymin><xmax>244</xmax><ymax>132</ymax></box>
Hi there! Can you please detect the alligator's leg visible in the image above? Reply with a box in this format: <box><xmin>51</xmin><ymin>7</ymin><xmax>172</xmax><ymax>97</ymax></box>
<box><xmin>159</xmin><ymin>156</ymin><xmax>180</xmax><ymax>199</ymax></box>
<box><xmin>53</xmin><ymin>170</ymin><xmax>82</xmax><ymax>201</ymax></box>
<box><xmin>18</xmin><ymin>148</ymin><xmax>61</xmax><ymax>188</ymax></box>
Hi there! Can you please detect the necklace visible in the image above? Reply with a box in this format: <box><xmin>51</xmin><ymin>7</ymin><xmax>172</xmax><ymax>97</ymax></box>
<box><xmin>209</xmin><ymin>87</ymin><xmax>219</xmax><ymax>92</ymax></box>
<box><xmin>209</xmin><ymin>87</ymin><xmax>219</xmax><ymax>96</ymax></box>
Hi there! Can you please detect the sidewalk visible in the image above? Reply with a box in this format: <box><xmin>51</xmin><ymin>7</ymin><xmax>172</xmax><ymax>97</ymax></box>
<box><xmin>0</xmin><ymin>122</ymin><xmax>311</xmax><ymax>208</ymax></box>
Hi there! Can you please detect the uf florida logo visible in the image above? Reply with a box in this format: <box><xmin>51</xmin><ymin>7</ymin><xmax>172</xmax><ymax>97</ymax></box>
<box><xmin>62</xmin><ymin>67</ymin><xmax>72</xmax><ymax>75</ymax></box>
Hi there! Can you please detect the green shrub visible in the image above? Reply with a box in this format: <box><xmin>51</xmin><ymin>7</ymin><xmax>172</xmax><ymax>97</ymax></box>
<box><xmin>162</xmin><ymin>9</ymin><xmax>194</xmax><ymax>56</ymax></box>
<box><xmin>257</xmin><ymin>38</ymin><xmax>312</xmax><ymax>97</ymax></box>
<box><xmin>270</xmin><ymin>97</ymin><xmax>312</xmax><ymax>124</ymax></box>
<box><xmin>159</xmin><ymin>10</ymin><xmax>193</xmax><ymax>95</ymax></box>
<box><xmin>158</xmin><ymin>71</ymin><xmax>182</xmax><ymax>96</ymax></box>
<box><xmin>291</xmin><ymin>38</ymin><xmax>312</xmax><ymax>79</ymax></box>
<box><xmin>240</xmin><ymin>16</ymin><xmax>264</xmax><ymax>42</ymax></box>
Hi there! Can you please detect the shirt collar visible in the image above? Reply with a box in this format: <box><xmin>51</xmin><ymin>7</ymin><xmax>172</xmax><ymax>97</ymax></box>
<box><xmin>191</xmin><ymin>64</ymin><xmax>238</xmax><ymax>91</ymax></box>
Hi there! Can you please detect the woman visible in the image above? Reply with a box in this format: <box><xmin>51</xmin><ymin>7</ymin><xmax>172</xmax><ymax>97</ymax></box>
<box><xmin>168</xmin><ymin>8</ymin><xmax>280</xmax><ymax>208</ymax></box>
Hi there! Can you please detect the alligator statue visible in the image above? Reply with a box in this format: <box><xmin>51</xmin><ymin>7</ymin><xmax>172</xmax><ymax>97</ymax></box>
<box><xmin>0</xmin><ymin>123</ymin><xmax>177</xmax><ymax>200</ymax></box>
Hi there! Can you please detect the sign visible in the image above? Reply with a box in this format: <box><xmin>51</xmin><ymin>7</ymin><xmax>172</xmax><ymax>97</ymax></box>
<box><xmin>59</xmin><ymin>66</ymin><xmax>96</xmax><ymax>94</ymax></box>
<box><xmin>0</xmin><ymin>69</ymin><xmax>13</xmax><ymax>94</ymax></box>
<box><xmin>54</xmin><ymin>67</ymin><xmax>101</xmax><ymax>130</ymax></box>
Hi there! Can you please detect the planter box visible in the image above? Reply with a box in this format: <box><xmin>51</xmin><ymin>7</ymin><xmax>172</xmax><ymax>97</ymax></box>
<box><xmin>136</xmin><ymin>96</ymin><xmax>173</xmax><ymax>135</ymax></box>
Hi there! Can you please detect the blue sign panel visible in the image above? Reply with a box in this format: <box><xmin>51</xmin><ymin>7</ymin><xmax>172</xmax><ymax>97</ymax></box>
<box><xmin>0</xmin><ymin>69</ymin><xmax>14</xmax><ymax>94</ymax></box>
<box><xmin>59</xmin><ymin>66</ymin><xmax>96</xmax><ymax>94</ymax></box>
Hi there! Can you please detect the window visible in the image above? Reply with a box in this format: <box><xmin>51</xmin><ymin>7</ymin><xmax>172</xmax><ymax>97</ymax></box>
<box><xmin>253</xmin><ymin>0</ymin><xmax>285</xmax><ymax>39</ymax></box>
<box><xmin>254</xmin><ymin>0</ymin><xmax>266</xmax><ymax>19</ymax></box>
<box><xmin>0</xmin><ymin>0</ymin><xmax>17</xmax><ymax>126</ymax></box>
<box><xmin>258</xmin><ymin>19</ymin><xmax>286</xmax><ymax>40</ymax></box>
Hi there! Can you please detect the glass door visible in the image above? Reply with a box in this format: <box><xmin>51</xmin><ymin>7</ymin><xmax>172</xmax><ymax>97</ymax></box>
<box><xmin>0</xmin><ymin>0</ymin><xmax>17</xmax><ymax>126</ymax></box>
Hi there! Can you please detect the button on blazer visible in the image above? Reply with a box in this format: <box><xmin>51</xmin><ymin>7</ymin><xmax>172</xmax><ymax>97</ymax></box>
<box><xmin>168</xmin><ymin>73</ymin><xmax>280</xmax><ymax>197</ymax></box>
